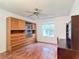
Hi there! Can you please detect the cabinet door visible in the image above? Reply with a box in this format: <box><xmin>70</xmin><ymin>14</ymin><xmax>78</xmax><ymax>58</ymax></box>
<box><xmin>10</xmin><ymin>17</ymin><xmax>18</xmax><ymax>30</ymax></box>
<box><xmin>18</xmin><ymin>20</ymin><xmax>25</xmax><ymax>30</ymax></box>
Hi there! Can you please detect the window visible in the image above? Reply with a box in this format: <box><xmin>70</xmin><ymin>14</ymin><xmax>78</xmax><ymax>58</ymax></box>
<box><xmin>42</xmin><ymin>24</ymin><xmax>55</xmax><ymax>37</ymax></box>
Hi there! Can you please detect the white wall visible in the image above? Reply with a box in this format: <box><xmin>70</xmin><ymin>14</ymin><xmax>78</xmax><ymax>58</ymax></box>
<box><xmin>70</xmin><ymin>0</ymin><xmax>79</xmax><ymax>15</ymax></box>
<box><xmin>36</xmin><ymin>16</ymin><xmax>68</xmax><ymax>46</ymax></box>
<box><xmin>0</xmin><ymin>8</ymin><xmax>36</xmax><ymax>53</ymax></box>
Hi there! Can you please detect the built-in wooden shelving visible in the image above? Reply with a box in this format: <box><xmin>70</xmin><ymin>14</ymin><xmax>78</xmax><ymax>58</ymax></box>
<box><xmin>7</xmin><ymin>17</ymin><xmax>37</xmax><ymax>51</ymax></box>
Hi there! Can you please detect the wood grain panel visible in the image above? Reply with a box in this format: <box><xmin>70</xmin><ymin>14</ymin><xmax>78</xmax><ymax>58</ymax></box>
<box><xmin>18</xmin><ymin>20</ymin><xmax>25</xmax><ymax>30</ymax></box>
<box><xmin>58</xmin><ymin>48</ymin><xmax>79</xmax><ymax>59</ymax></box>
<box><xmin>72</xmin><ymin>15</ymin><xmax>79</xmax><ymax>50</ymax></box>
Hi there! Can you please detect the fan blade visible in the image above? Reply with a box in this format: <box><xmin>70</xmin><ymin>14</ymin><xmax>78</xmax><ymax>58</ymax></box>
<box><xmin>25</xmin><ymin>11</ymin><xmax>33</xmax><ymax>13</ymax></box>
<box><xmin>34</xmin><ymin>8</ymin><xmax>42</xmax><ymax>12</ymax></box>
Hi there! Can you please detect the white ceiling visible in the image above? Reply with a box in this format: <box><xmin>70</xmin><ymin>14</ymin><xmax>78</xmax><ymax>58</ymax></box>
<box><xmin>0</xmin><ymin>0</ymin><xmax>75</xmax><ymax>19</ymax></box>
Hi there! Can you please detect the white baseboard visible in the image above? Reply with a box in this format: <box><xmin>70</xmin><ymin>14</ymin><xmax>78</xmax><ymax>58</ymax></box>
<box><xmin>0</xmin><ymin>49</ymin><xmax>6</xmax><ymax>53</ymax></box>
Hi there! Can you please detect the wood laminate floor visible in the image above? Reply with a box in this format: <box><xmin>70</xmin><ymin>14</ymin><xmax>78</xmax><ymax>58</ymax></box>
<box><xmin>0</xmin><ymin>43</ymin><xmax>57</xmax><ymax>59</ymax></box>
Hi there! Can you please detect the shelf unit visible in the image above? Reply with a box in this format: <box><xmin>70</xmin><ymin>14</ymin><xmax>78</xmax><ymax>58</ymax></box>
<box><xmin>7</xmin><ymin>17</ymin><xmax>37</xmax><ymax>51</ymax></box>
<box><xmin>25</xmin><ymin>22</ymin><xmax>36</xmax><ymax>39</ymax></box>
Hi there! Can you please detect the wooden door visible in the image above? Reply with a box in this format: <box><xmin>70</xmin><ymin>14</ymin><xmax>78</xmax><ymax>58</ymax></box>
<box><xmin>72</xmin><ymin>15</ymin><xmax>79</xmax><ymax>50</ymax></box>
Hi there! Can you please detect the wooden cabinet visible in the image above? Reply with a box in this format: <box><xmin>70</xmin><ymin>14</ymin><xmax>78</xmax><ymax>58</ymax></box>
<box><xmin>10</xmin><ymin>33</ymin><xmax>26</xmax><ymax>51</ymax></box>
<box><xmin>25</xmin><ymin>22</ymin><xmax>37</xmax><ymax>42</ymax></box>
<box><xmin>10</xmin><ymin>17</ymin><xmax>18</xmax><ymax>30</ymax></box>
<box><xmin>8</xmin><ymin>17</ymin><xmax>25</xmax><ymax>30</ymax></box>
<box><xmin>18</xmin><ymin>20</ymin><xmax>25</xmax><ymax>30</ymax></box>
<box><xmin>7</xmin><ymin>17</ymin><xmax>26</xmax><ymax>51</ymax></box>
<box><xmin>7</xmin><ymin>17</ymin><xmax>37</xmax><ymax>52</ymax></box>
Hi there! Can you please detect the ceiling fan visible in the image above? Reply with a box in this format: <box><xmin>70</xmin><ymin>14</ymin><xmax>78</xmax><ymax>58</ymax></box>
<box><xmin>25</xmin><ymin>8</ymin><xmax>45</xmax><ymax>18</ymax></box>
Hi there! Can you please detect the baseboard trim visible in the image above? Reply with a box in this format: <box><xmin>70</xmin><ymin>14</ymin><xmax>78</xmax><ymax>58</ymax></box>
<box><xmin>0</xmin><ymin>50</ymin><xmax>6</xmax><ymax>54</ymax></box>
<box><xmin>37</xmin><ymin>41</ymin><xmax>57</xmax><ymax>45</ymax></box>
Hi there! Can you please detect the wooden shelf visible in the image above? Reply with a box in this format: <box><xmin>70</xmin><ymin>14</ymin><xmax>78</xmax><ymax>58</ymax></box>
<box><xmin>7</xmin><ymin>17</ymin><xmax>37</xmax><ymax>52</ymax></box>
